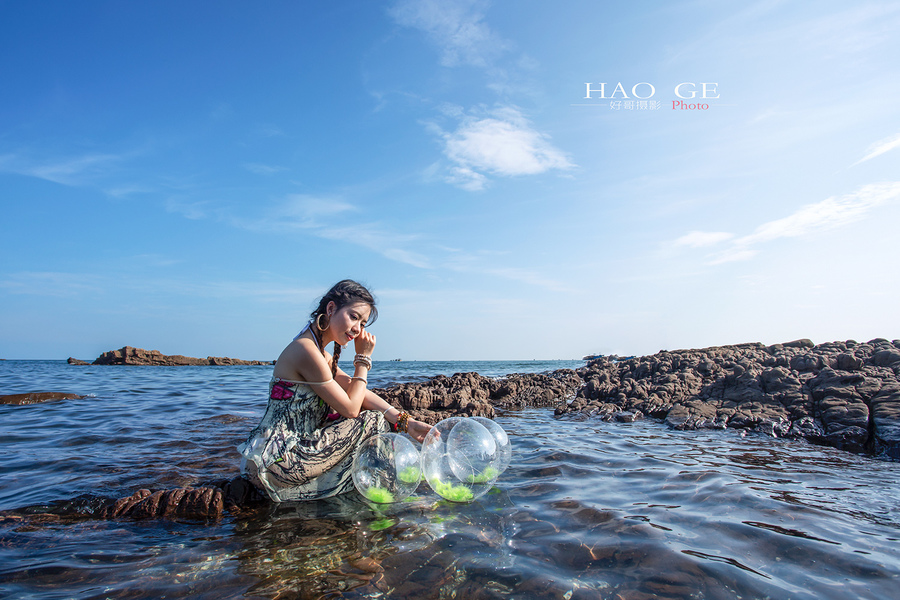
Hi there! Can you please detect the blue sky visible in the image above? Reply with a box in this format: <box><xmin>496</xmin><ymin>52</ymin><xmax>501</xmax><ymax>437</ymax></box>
<box><xmin>2</xmin><ymin>0</ymin><xmax>899</xmax><ymax>361</ymax></box>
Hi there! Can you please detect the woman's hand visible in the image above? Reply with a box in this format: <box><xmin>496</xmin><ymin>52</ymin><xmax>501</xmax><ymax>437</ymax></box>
<box><xmin>354</xmin><ymin>330</ymin><xmax>375</xmax><ymax>356</ymax></box>
<box><xmin>406</xmin><ymin>418</ymin><xmax>432</xmax><ymax>443</ymax></box>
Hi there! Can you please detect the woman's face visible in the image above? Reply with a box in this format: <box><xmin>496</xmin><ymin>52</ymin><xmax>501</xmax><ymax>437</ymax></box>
<box><xmin>327</xmin><ymin>301</ymin><xmax>372</xmax><ymax>345</ymax></box>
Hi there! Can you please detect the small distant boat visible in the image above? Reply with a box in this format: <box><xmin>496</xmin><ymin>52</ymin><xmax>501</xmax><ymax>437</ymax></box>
<box><xmin>582</xmin><ymin>354</ymin><xmax>603</xmax><ymax>361</ymax></box>
<box><xmin>390</xmin><ymin>358</ymin><xmax>402</xmax><ymax>362</ymax></box>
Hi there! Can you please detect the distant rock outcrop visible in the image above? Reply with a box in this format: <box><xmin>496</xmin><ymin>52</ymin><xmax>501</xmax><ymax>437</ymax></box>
<box><xmin>88</xmin><ymin>346</ymin><xmax>273</xmax><ymax>366</ymax></box>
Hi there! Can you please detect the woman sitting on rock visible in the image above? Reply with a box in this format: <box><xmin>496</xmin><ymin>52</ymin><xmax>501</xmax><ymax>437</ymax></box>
<box><xmin>239</xmin><ymin>279</ymin><xmax>431</xmax><ymax>501</ymax></box>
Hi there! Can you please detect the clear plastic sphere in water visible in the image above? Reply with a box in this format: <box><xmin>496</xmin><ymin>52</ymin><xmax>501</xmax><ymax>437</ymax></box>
<box><xmin>420</xmin><ymin>417</ymin><xmax>503</xmax><ymax>502</ymax></box>
<box><xmin>352</xmin><ymin>433</ymin><xmax>422</xmax><ymax>503</ymax></box>
<box><xmin>470</xmin><ymin>416</ymin><xmax>511</xmax><ymax>475</ymax></box>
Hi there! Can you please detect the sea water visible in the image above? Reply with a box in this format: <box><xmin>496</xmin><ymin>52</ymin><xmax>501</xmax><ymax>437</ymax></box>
<box><xmin>0</xmin><ymin>359</ymin><xmax>898</xmax><ymax>599</ymax></box>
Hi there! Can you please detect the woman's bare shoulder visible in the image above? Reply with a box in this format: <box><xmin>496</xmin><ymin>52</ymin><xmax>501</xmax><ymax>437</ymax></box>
<box><xmin>274</xmin><ymin>337</ymin><xmax>331</xmax><ymax>380</ymax></box>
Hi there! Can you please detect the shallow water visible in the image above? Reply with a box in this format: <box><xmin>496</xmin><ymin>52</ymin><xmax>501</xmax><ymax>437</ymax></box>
<box><xmin>1</xmin><ymin>360</ymin><xmax>898</xmax><ymax>599</ymax></box>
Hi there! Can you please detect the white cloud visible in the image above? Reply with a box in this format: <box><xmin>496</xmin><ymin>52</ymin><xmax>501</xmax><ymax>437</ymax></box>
<box><xmin>388</xmin><ymin>0</ymin><xmax>509</xmax><ymax>68</ymax></box>
<box><xmin>674</xmin><ymin>231</ymin><xmax>734</xmax><ymax>248</ymax></box>
<box><xmin>685</xmin><ymin>182</ymin><xmax>900</xmax><ymax>264</ymax></box>
<box><xmin>389</xmin><ymin>3</ymin><xmax>572</xmax><ymax>191</ymax></box>
<box><xmin>446</xmin><ymin>165</ymin><xmax>488</xmax><ymax>191</ymax></box>
<box><xmin>438</xmin><ymin>105</ymin><xmax>574</xmax><ymax>190</ymax></box>
<box><xmin>852</xmin><ymin>131</ymin><xmax>900</xmax><ymax>166</ymax></box>
<box><xmin>738</xmin><ymin>182</ymin><xmax>900</xmax><ymax>245</ymax></box>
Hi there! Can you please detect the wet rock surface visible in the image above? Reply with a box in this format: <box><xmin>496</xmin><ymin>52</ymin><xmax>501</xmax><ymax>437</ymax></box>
<box><xmin>373</xmin><ymin>338</ymin><xmax>900</xmax><ymax>459</ymax></box>
<box><xmin>556</xmin><ymin>338</ymin><xmax>900</xmax><ymax>458</ymax></box>
<box><xmin>0</xmin><ymin>478</ymin><xmax>266</xmax><ymax>524</ymax></box>
<box><xmin>0</xmin><ymin>391</ymin><xmax>85</xmax><ymax>405</ymax></box>
<box><xmin>372</xmin><ymin>369</ymin><xmax>583</xmax><ymax>424</ymax></box>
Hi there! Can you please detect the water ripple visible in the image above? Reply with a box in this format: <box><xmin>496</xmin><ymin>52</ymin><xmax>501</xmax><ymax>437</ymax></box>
<box><xmin>1</xmin><ymin>361</ymin><xmax>899</xmax><ymax>599</ymax></box>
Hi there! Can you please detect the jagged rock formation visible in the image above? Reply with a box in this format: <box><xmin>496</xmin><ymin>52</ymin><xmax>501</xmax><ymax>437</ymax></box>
<box><xmin>557</xmin><ymin>338</ymin><xmax>900</xmax><ymax>458</ymax></box>
<box><xmin>372</xmin><ymin>369</ymin><xmax>583</xmax><ymax>424</ymax></box>
<box><xmin>377</xmin><ymin>338</ymin><xmax>900</xmax><ymax>459</ymax></box>
<box><xmin>87</xmin><ymin>346</ymin><xmax>273</xmax><ymax>366</ymax></box>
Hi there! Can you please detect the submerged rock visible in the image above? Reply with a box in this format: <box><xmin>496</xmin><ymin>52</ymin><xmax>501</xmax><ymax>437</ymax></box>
<box><xmin>0</xmin><ymin>477</ymin><xmax>267</xmax><ymax>524</ymax></box>
<box><xmin>96</xmin><ymin>487</ymin><xmax>225</xmax><ymax>519</ymax></box>
<box><xmin>0</xmin><ymin>392</ymin><xmax>85</xmax><ymax>405</ymax></box>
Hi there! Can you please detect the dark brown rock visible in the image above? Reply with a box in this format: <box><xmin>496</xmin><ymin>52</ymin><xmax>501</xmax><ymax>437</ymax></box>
<box><xmin>0</xmin><ymin>392</ymin><xmax>85</xmax><ymax>405</ymax></box>
<box><xmin>96</xmin><ymin>487</ymin><xmax>224</xmax><ymax>520</ymax></box>
<box><xmin>373</xmin><ymin>372</ymin><xmax>497</xmax><ymax>424</ymax></box>
<box><xmin>371</xmin><ymin>369</ymin><xmax>582</xmax><ymax>424</ymax></box>
<box><xmin>554</xmin><ymin>338</ymin><xmax>900</xmax><ymax>458</ymax></box>
<box><xmin>870</xmin><ymin>384</ymin><xmax>900</xmax><ymax>459</ymax></box>
<box><xmin>92</xmin><ymin>346</ymin><xmax>272</xmax><ymax>366</ymax></box>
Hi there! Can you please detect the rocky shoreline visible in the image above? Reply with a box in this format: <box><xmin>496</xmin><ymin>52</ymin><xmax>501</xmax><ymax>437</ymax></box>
<box><xmin>8</xmin><ymin>339</ymin><xmax>898</xmax><ymax>460</ymax></box>
<box><xmin>374</xmin><ymin>337</ymin><xmax>900</xmax><ymax>460</ymax></box>
<box><xmin>3</xmin><ymin>338</ymin><xmax>895</xmax><ymax>461</ymax></box>
<box><xmin>559</xmin><ymin>337</ymin><xmax>900</xmax><ymax>459</ymax></box>
<box><xmin>3</xmin><ymin>336</ymin><xmax>898</xmax><ymax>522</ymax></box>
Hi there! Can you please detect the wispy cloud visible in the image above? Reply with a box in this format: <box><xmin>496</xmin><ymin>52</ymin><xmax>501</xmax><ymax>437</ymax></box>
<box><xmin>673</xmin><ymin>231</ymin><xmax>735</xmax><ymax>248</ymax></box>
<box><xmin>0</xmin><ymin>269</ymin><xmax>320</xmax><ymax>306</ymax></box>
<box><xmin>0</xmin><ymin>271</ymin><xmax>107</xmax><ymax>297</ymax></box>
<box><xmin>0</xmin><ymin>151</ymin><xmax>125</xmax><ymax>187</ymax></box>
<box><xmin>441</xmin><ymin>247</ymin><xmax>572</xmax><ymax>292</ymax></box>
<box><xmin>852</xmin><ymin>131</ymin><xmax>900</xmax><ymax>166</ymax></box>
<box><xmin>165</xmin><ymin>197</ymin><xmax>218</xmax><ymax>221</ymax></box>
<box><xmin>263</xmin><ymin>194</ymin><xmax>356</xmax><ymax>229</ymax></box>
<box><xmin>243</xmin><ymin>162</ymin><xmax>286</xmax><ymax>176</ymax></box>
<box><xmin>433</xmin><ymin>105</ymin><xmax>574</xmax><ymax>190</ymax></box>
<box><xmin>224</xmin><ymin>194</ymin><xmax>432</xmax><ymax>269</ymax></box>
<box><xmin>388</xmin><ymin>0</ymin><xmax>509</xmax><ymax>68</ymax></box>
<box><xmin>675</xmin><ymin>182</ymin><xmax>900</xmax><ymax>264</ymax></box>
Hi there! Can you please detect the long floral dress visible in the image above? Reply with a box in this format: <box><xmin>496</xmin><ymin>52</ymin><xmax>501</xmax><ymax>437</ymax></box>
<box><xmin>238</xmin><ymin>377</ymin><xmax>387</xmax><ymax>501</ymax></box>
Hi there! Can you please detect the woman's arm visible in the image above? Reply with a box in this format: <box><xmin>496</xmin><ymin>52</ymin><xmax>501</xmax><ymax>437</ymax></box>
<box><xmin>357</xmin><ymin>388</ymin><xmax>432</xmax><ymax>443</ymax></box>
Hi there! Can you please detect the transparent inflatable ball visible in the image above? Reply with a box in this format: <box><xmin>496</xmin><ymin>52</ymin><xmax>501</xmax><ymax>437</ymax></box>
<box><xmin>420</xmin><ymin>417</ymin><xmax>505</xmax><ymax>502</ymax></box>
<box><xmin>352</xmin><ymin>432</ymin><xmax>422</xmax><ymax>503</ymax></box>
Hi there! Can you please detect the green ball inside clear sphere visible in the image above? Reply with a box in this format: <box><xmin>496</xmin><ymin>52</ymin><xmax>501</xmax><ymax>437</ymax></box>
<box><xmin>352</xmin><ymin>433</ymin><xmax>422</xmax><ymax>503</ymax></box>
